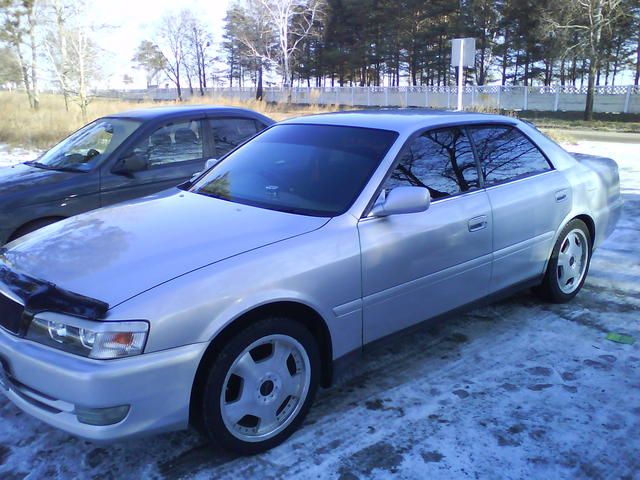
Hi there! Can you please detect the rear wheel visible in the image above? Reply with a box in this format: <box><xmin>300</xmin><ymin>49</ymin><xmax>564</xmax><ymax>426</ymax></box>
<box><xmin>199</xmin><ymin>317</ymin><xmax>319</xmax><ymax>454</ymax></box>
<box><xmin>535</xmin><ymin>219</ymin><xmax>591</xmax><ymax>303</ymax></box>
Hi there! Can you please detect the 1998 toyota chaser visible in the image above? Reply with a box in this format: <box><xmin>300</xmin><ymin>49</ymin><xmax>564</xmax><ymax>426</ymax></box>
<box><xmin>0</xmin><ymin>110</ymin><xmax>622</xmax><ymax>454</ymax></box>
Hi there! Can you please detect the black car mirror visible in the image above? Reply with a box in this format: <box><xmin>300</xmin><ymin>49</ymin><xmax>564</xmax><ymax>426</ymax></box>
<box><xmin>112</xmin><ymin>151</ymin><xmax>149</xmax><ymax>175</ymax></box>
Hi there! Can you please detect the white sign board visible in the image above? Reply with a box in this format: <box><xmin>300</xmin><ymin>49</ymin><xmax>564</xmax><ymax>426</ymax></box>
<box><xmin>451</xmin><ymin>38</ymin><xmax>476</xmax><ymax>67</ymax></box>
<box><xmin>451</xmin><ymin>38</ymin><xmax>476</xmax><ymax>110</ymax></box>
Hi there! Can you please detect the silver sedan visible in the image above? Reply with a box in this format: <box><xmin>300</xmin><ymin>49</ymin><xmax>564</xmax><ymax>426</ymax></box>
<box><xmin>0</xmin><ymin>111</ymin><xmax>622</xmax><ymax>454</ymax></box>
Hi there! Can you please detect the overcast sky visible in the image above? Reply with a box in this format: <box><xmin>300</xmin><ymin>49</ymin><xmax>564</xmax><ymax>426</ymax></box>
<box><xmin>88</xmin><ymin>0</ymin><xmax>230</xmax><ymax>89</ymax></box>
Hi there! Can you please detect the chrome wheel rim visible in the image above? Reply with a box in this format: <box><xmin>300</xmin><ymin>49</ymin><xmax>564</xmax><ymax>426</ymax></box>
<box><xmin>220</xmin><ymin>334</ymin><xmax>311</xmax><ymax>442</ymax></box>
<box><xmin>557</xmin><ymin>228</ymin><xmax>589</xmax><ymax>294</ymax></box>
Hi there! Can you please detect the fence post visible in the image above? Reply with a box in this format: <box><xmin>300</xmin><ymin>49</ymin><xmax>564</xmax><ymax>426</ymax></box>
<box><xmin>624</xmin><ymin>85</ymin><xmax>632</xmax><ymax>114</ymax></box>
<box><xmin>554</xmin><ymin>87</ymin><xmax>560</xmax><ymax>112</ymax></box>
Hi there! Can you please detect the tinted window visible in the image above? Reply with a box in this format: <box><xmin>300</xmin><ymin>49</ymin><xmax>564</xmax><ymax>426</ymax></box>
<box><xmin>468</xmin><ymin>126</ymin><xmax>551</xmax><ymax>186</ymax></box>
<box><xmin>191</xmin><ymin>124</ymin><xmax>398</xmax><ymax>217</ymax></box>
<box><xmin>209</xmin><ymin>118</ymin><xmax>260</xmax><ymax>157</ymax></box>
<box><xmin>131</xmin><ymin>120</ymin><xmax>203</xmax><ymax>167</ymax></box>
<box><xmin>384</xmin><ymin>127</ymin><xmax>479</xmax><ymax>200</ymax></box>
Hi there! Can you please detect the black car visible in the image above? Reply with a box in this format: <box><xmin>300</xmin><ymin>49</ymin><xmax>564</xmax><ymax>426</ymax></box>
<box><xmin>0</xmin><ymin>105</ymin><xmax>274</xmax><ymax>244</ymax></box>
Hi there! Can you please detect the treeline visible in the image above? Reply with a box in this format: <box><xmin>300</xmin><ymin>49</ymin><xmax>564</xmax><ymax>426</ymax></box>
<box><xmin>222</xmin><ymin>0</ymin><xmax>639</xmax><ymax>89</ymax></box>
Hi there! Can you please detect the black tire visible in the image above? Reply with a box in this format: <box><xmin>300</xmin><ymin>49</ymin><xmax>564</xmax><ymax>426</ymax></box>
<box><xmin>199</xmin><ymin>316</ymin><xmax>320</xmax><ymax>455</ymax></box>
<box><xmin>8</xmin><ymin>217</ymin><xmax>62</xmax><ymax>242</ymax></box>
<box><xmin>535</xmin><ymin>219</ymin><xmax>592</xmax><ymax>303</ymax></box>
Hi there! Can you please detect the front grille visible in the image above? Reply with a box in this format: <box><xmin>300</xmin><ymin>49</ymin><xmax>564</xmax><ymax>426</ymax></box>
<box><xmin>0</xmin><ymin>290</ymin><xmax>24</xmax><ymax>335</ymax></box>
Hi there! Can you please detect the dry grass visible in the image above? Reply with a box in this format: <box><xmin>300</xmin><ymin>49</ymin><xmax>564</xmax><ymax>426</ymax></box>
<box><xmin>0</xmin><ymin>91</ymin><xmax>341</xmax><ymax>149</ymax></box>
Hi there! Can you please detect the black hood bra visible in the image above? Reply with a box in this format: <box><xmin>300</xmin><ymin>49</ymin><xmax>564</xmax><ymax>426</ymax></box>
<box><xmin>0</xmin><ymin>257</ymin><xmax>108</xmax><ymax>336</ymax></box>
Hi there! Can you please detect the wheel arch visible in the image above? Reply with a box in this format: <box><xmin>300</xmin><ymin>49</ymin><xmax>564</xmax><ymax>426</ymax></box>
<box><xmin>188</xmin><ymin>300</ymin><xmax>334</xmax><ymax>428</ymax></box>
<box><xmin>542</xmin><ymin>212</ymin><xmax>596</xmax><ymax>276</ymax></box>
<box><xmin>8</xmin><ymin>216</ymin><xmax>67</xmax><ymax>242</ymax></box>
<box><xmin>574</xmin><ymin>214</ymin><xmax>595</xmax><ymax>247</ymax></box>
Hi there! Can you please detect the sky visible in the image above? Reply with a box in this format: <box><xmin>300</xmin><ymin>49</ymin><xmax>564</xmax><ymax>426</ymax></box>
<box><xmin>87</xmin><ymin>0</ymin><xmax>230</xmax><ymax>89</ymax></box>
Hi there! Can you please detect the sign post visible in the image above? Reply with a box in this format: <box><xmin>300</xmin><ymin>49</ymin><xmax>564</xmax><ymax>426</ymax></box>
<box><xmin>451</xmin><ymin>38</ymin><xmax>476</xmax><ymax>111</ymax></box>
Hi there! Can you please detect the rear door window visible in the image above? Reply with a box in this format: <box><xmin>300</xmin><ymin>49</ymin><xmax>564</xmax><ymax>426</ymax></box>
<box><xmin>130</xmin><ymin>120</ymin><xmax>204</xmax><ymax>168</ymax></box>
<box><xmin>468</xmin><ymin>126</ymin><xmax>552</xmax><ymax>186</ymax></box>
<box><xmin>208</xmin><ymin>118</ymin><xmax>261</xmax><ymax>158</ymax></box>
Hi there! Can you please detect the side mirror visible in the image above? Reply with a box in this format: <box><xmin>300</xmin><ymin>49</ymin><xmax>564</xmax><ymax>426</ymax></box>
<box><xmin>190</xmin><ymin>158</ymin><xmax>219</xmax><ymax>182</ymax></box>
<box><xmin>370</xmin><ymin>186</ymin><xmax>430</xmax><ymax>217</ymax></box>
<box><xmin>112</xmin><ymin>151</ymin><xmax>148</xmax><ymax>175</ymax></box>
<box><xmin>205</xmin><ymin>158</ymin><xmax>219</xmax><ymax>170</ymax></box>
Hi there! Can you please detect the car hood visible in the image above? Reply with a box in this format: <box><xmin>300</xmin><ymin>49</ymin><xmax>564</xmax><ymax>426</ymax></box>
<box><xmin>0</xmin><ymin>189</ymin><xmax>329</xmax><ymax>307</ymax></box>
<box><xmin>0</xmin><ymin>163</ymin><xmax>75</xmax><ymax>197</ymax></box>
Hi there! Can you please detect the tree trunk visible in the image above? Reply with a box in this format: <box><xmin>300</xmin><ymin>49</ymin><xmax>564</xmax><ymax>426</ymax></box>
<box><xmin>27</xmin><ymin>10</ymin><xmax>39</xmax><ymax>110</ymax></box>
<box><xmin>584</xmin><ymin>56</ymin><xmax>597</xmax><ymax>121</ymax></box>
<box><xmin>635</xmin><ymin>33</ymin><xmax>640</xmax><ymax>86</ymax></box>
<box><xmin>256</xmin><ymin>62</ymin><xmax>263</xmax><ymax>101</ymax></box>
<box><xmin>584</xmin><ymin>0</ymin><xmax>603</xmax><ymax>121</ymax></box>
<box><xmin>15</xmin><ymin>44</ymin><xmax>34</xmax><ymax>109</ymax></box>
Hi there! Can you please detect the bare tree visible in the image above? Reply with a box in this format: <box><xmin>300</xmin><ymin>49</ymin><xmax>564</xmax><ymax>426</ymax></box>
<box><xmin>258</xmin><ymin>0</ymin><xmax>325</xmax><ymax>89</ymax></box>
<box><xmin>0</xmin><ymin>0</ymin><xmax>40</xmax><ymax>109</ymax></box>
<box><xmin>183</xmin><ymin>13</ymin><xmax>212</xmax><ymax>96</ymax></box>
<box><xmin>155</xmin><ymin>11</ymin><xmax>191</xmax><ymax>101</ymax></box>
<box><xmin>42</xmin><ymin>0</ymin><xmax>72</xmax><ymax>110</ymax></box>
<box><xmin>546</xmin><ymin>0</ymin><xmax>626</xmax><ymax>120</ymax></box>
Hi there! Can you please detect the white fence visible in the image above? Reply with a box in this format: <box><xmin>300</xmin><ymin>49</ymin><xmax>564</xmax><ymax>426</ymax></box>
<box><xmin>95</xmin><ymin>84</ymin><xmax>640</xmax><ymax>114</ymax></box>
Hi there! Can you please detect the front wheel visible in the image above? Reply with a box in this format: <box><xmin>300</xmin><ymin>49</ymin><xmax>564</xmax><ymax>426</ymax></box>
<box><xmin>535</xmin><ymin>219</ymin><xmax>592</xmax><ymax>303</ymax></box>
<box><xmin>199</xmin><ymin>317</ymin><xmax>320</xmax><ymax>454</ymax></box>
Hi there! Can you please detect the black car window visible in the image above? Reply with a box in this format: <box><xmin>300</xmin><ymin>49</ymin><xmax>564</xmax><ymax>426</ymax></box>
<box><xmin>131</xmin><ymin>120</ymin><xmax>204</xmax><ymax>167</ymax></box>
<box><xmin>383</xmin><ymin>127</ymin><xmax>479</xmax><ymax>200</ymax></box>
<box><xmin>468</xmin><ymin>126</ymin><xmax>552</xmax><ymax>186</ymax></box>
<box><xmin>209</xmin><ymin>118</ymin><xmax>261</xmax><ymax>157</ymax></box>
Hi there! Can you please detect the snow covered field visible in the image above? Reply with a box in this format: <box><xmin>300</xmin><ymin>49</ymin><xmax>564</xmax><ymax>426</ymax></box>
<box><xmin>0</xmin><ymin>140</ymin><xmax>638</xmax><ymax>479</ymax></box>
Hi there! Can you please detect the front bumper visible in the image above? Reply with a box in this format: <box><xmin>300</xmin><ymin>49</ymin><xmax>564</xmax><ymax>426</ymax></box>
<box><xmin>0</xmin><ymin>327</ymin><xmax>208</xmax><ymax>441</ymax></box>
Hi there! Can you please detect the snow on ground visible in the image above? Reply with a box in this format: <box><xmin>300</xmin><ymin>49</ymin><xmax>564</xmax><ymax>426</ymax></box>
<box><xmin>0</xmin><ymin>145</ymin><xmax>40</xmax><ymax>168</ymax></box>
<box><xmin>0</xmin><ymin>140</ymin><xmax>639</xmax><ymax>479</ymax></box>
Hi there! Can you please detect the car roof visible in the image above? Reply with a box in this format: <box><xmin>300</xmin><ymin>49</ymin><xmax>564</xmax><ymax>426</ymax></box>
<box><xmin>278</xmin><ymin>109</ymin><xmax>518</xmax><ymax>134</ymax></box>
<box><xmin>104</xmin><ymin>105</ymin><xmax>274</xmax><ymax>124</ymax></box>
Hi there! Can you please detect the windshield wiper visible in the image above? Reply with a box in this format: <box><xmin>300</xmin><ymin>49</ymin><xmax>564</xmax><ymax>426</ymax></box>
<box><xmin>25</xmin><ymin>161</ymin><xmax>84</xmax><ymax>173</ymax></box>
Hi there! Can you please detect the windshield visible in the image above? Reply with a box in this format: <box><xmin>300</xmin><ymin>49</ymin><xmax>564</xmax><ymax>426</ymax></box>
<box><xmin>190</xmin><ymin>124</ymin><xmax>398</xmax><ymax>217</ymax></box>
<box><xmin>30</xmin><ymin>118</ymin><xmax>141</xmax><ymax>172</ymax></box>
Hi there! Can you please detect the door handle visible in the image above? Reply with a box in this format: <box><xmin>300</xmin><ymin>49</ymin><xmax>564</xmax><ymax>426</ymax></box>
<box><xmin>555</xmin><ymin>189</ymin><xmax>569</xmax><ymax>202</ymax></box>
<box><xmin>468</xmin><ymin>215</ymin><xmax>488</xmax><ymax>232</ymax></box>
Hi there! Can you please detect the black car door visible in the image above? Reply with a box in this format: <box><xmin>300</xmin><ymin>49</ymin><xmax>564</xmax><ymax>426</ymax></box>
<box><xmin>99</xmin><ymin>117</ymin><xmax>210</xmax><ymax>207</ymax></box>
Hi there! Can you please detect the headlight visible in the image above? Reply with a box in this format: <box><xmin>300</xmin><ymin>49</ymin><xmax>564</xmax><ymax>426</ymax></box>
<box><xmin>26</xmin><ymin>312</ymin><xmax>148</xmax><ymax>359</ymax></box>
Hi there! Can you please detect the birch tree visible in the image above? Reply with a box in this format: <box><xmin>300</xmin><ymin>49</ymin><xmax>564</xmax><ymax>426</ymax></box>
<box><xmin>258</xmin><ymin>0</ymin><xmax>326</xmax><ymax>88</ymax></box>
<box><xmin>0</xmin><ymin>0</ymin><xmax>40</xmax><ymax>109</ymax></box>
